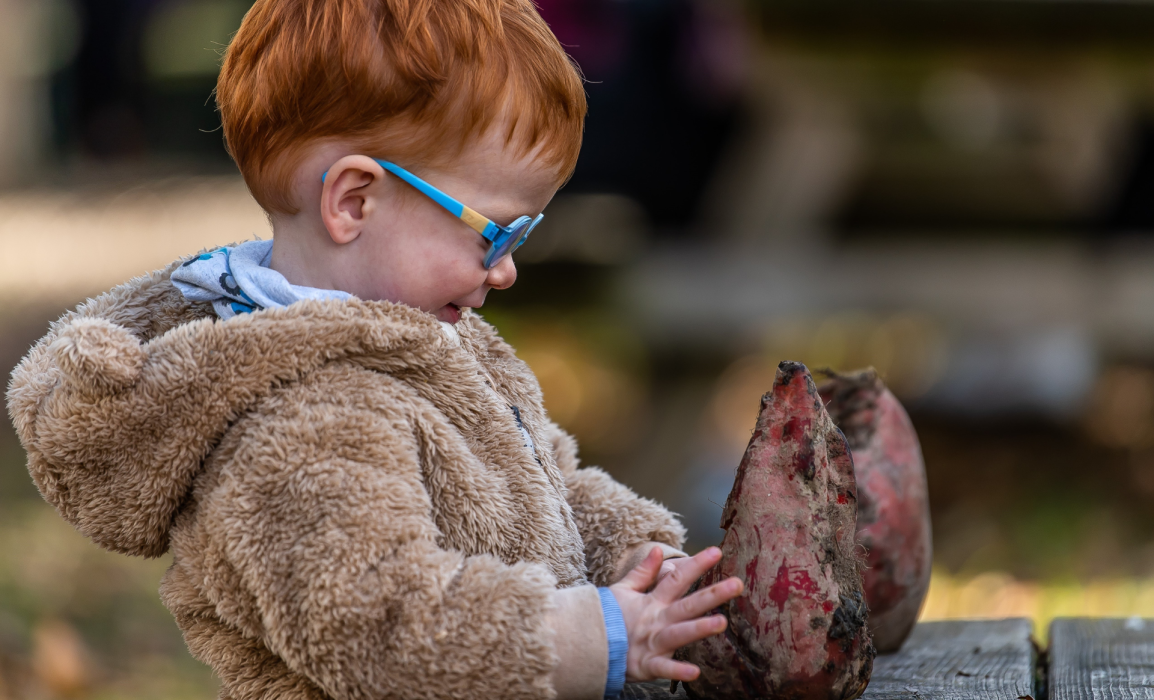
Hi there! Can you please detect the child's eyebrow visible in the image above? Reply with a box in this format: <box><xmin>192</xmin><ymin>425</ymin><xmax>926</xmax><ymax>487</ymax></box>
<box><xmin>477</xmin><ymin>200</ymin><xmax>536</xmax><ymax>227</ymax></box>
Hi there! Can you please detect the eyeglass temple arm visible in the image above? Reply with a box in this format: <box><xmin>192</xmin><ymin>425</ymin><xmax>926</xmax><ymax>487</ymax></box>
<box><xmin>374</xmin><ymin>160</ymin><xmax>500</xmax><ymax>242</ymax></box>
<box><xmin>321</xmin><ymin>160</ymin><xmax>501</xmax><ymax>241</ymax></box>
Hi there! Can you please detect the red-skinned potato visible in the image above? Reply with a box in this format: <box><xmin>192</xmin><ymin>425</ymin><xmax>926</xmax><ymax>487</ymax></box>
<box><xmin>818</xmin><ymin>369</ymin><xmax>932</xmax><ymax>653</ymax></box>
<box><xmin>679</xmin><ymin>362</ymin><xmax>875</xmax><ymax>700</ymax></box>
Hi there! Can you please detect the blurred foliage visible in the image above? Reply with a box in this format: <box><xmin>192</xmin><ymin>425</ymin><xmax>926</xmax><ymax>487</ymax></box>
<box><xmin>749</xmin><ymin>0</ymin><xmax>1154</xmax><ymax>49</ymax></box>
<box><xmin>142</xmin><ymin>1</ymin><xmax>251</xmax><ymax>80</ymax></box>
<box><xmin>707</xmin><ymin>312</ymin><xmax>947</xmax><ymax>448</ymax></box>
<box><xmin>483</xmin><ymin>308</ymin><xmax>651</xmax><ymax>459</ymax></box>
<box><xmin>0</xmin><ymin>426</ymin><xmax>218</xmax><ymax>699</ymax></box>
<box><xmin>0</xmin><ymin>0</ymin><xmax>81</xmax><ymax>80</ymax></box>
<box><xmin>921</xmin><ymin>569</ymin><xmax>1154</xmax><ymax>644</ymax></box>
<box><xmin>917</xmin><ymin>416</ymin><xmax>1154</xmax><ymax>581</ymax></box>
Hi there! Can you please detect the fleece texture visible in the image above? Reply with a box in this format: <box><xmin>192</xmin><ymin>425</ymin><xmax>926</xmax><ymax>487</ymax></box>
<box><xmin>7</xmin><ymin>258</ymin><xmax>686</xmax><ymax>700</ymax></box>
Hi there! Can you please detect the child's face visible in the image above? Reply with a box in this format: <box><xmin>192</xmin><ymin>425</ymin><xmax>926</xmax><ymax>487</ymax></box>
<box><xmin>276</xmin><ymin>128</ymin><xmax>560</xmax><ymax>323</ymax></box>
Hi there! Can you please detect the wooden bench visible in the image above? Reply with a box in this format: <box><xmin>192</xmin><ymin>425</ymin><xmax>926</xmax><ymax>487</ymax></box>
<box><xmin>622</xmin><ymin>617</ymin><xmax>1154</xmax><ymax>699</ymax></box>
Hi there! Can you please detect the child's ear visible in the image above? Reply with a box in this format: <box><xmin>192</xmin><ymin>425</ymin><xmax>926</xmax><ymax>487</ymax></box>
<box><xmin>320</xmin><ymin>155</ymin><xmax>386</xmax><ymax>245</ymax></box>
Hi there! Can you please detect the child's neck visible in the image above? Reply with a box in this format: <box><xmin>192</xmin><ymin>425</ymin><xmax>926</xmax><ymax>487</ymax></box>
<box><xmin>267</xmin><ymin>217</ymin><xmax>348</xmax><ymax>293</ymax></box>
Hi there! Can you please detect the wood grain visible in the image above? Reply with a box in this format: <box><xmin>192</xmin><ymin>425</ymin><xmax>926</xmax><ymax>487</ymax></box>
<box><xmin>1049</xmin><ymin>617</ymin><xmax>1154</xmax><ymax>700</ymax></box>
<box><xmin>861</xmin><ymin>619</ymin><xmax>1037</xmax><ymax>700</ymax></box>
<box><xmin>621</xmin><ymin>681</ymin><xmax>689</xmax><ymax>699</ymax></box>
<box><xmin>621</xmin><ymin>619</ymin><xmax>1036</xmax><ymax>699</ymax></box>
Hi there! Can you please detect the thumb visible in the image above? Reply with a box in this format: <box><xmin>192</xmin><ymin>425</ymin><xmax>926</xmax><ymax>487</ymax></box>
<box><xmin>619</xmin><ymin>545</ymin><xmax>664</xmax><ymax>592</ymax></box>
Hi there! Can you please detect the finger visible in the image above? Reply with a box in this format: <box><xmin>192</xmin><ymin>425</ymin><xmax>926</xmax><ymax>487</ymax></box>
<box><xmin>654</xmin><ymin>615</ymin><xmax>728</xmax><ymax>652</ymax></box>
<box><xmin>667</xmin><ymin>576</ymin><xmax>744</xmax><ymax>622</ymax></box>
<box><xmin>649</xmin><ymin>560</ymin><xmax>677</xmax><ymax>593</ymax></box>
<box><xmin>643</xmin><ymin>657</ymin><xmax>702</xmax><ymax>683</ymax></box>
<box><xmin>652</xmin><ymin>547</ymin><xmax>722</xmax><ymax>603</ymax></box>
<box><xmin>618</xmin><ymin>545</ymin><xmax>665</xmax><ymax>593</ymax></box>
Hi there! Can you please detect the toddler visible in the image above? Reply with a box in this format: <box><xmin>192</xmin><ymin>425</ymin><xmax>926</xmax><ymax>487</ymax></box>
<box><xmin>6</xmin><ymin>1</ymin><xmax>742</xmax><ymax>698</ymax></box>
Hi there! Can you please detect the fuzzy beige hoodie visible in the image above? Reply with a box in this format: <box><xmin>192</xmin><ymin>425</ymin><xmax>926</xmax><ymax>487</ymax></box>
<box><xmin>6</xmin><ymin>259</ymin><xmax>687</xmax><ymax>700</ymax></box>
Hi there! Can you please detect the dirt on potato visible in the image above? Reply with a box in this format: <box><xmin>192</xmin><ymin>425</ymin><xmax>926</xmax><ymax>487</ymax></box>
<box><xmin>819</xmin><ymin>369</ymin><xmax>932</xmax><ymax>653</ymax></box>
<box><xmin>679</xmin><ymin>362</ymin><xmax>875</xmax><ymax>700</ymax></box>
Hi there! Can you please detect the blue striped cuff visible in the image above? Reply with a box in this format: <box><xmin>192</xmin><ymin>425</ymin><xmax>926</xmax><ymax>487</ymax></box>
<box><xmin>597</xmin><ymin>587</ymin><xmax>628</xmax><ymax>699</ymax></box>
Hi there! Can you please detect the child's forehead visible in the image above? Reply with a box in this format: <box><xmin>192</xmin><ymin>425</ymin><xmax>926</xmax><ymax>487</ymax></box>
<box><xmin>417</xmin><ymin>124</ymin><xmax>560</xmax><ymax>203</ymax></box>
<box><xmin>354</xmin><ymin>114</ymin><xmax>560</xmax><ymax>182</ymax></box>
<box><xmin>437</xmin><ymin>138</ymin><xmax>560</xmax><ymax>219</ymax></box>
<box><xmin>454</xmin><ymin>126</ymin><xmax>556</xmax><ymax>178</ymax></box>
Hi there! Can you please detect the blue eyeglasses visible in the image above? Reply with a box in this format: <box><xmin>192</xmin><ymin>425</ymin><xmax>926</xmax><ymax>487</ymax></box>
<box><xmin>323</xmin><ymin>159</ymin><xmax>543</xmax><ymax>269</ymax></box>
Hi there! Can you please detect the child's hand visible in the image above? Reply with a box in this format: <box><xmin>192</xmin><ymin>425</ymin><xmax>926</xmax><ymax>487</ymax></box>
<box><xmin>609</xmin><ymin>546</ymin><xmax>743</xmax><ymax>683</ymax></box>
<box><xmin>656</xmin><ymin>555</ymin><xmax>699</xmax><ymax>588</ymax></box>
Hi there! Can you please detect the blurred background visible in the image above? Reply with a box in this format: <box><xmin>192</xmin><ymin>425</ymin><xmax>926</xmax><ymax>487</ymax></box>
<box><xmin>2</xmin><ymin>0</ymin><xmax>1154</xmax><ymax>696</ymax></box>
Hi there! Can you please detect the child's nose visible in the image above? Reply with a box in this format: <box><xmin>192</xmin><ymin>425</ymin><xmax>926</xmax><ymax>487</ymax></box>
<box><xmin>486</xmin><ymin>255</ymin><xmax>517</xmax><ymax>290</ymax></box>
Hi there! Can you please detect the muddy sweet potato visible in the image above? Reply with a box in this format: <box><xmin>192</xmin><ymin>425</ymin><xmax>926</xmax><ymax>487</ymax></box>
<box><xmin>818</xmin><ymin>369</ymin><xmax>931</xmax><ymax>653</ymax></box>
<box><xmin>680</xmin><ymin>362</ymin><xmax>874</xmax><ymax>700</ymax></box>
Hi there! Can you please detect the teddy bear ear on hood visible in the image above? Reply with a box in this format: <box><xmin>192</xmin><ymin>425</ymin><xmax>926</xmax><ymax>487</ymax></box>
<box><xmin>50</xmin><ymin>318</ymin><xmax>146</xmax><ymax>394</ymax></box>
<box><xmin>9</xmin><ymin>257</ymin><xmax>458</xmax><ymax>560</ymax></box>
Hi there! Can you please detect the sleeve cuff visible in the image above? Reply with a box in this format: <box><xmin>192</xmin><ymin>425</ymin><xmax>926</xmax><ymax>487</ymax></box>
<box><xmin>597</xmin><ymin>588</ymin><xmax>628</xmax><ymax>699</ymax></box>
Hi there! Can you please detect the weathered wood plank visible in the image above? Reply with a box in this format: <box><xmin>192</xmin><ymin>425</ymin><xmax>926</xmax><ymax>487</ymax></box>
<box><xmin>621</xmin><ymin>681</ymin><xmax>688</xmax><ymax>699</ymax></box>
<box><xmin>1049</xmin><ymin>617</ymin><xmax>1154</xmax><ymax>700</ymax></box>
<box><xmin>622</xmin><ymin>619</ymin><xmax>1035</xmax><ymax>699</ymax></box>
<box><xmin>861</xmin><ymin>619</ymin><xmax>1037</xmax><ymax>700</ymax></box>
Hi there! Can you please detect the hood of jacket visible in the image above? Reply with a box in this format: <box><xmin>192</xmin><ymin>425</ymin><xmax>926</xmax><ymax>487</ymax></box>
<box><xmin>7</xmin><ymin>259</ymin><xmax>486</xmax><ymax>558</ymax></box>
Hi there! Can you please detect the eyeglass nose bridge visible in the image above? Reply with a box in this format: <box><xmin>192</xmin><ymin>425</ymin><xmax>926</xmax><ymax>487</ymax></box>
<box><xmin>484</xmin><ymin>214</ymin><xmax>542</xmax><ymax>269</ymax></box>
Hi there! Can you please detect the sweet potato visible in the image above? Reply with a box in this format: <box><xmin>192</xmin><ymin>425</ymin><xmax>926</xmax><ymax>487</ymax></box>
<box><xmin>818</xmin><ymin>369</ymin><xmax>931</xmax><ymax>653</ymax></box>
<box><xmin>679</xmin><ymin>362</ymin><xmax>874</xmax><ymax>700</ymax></box>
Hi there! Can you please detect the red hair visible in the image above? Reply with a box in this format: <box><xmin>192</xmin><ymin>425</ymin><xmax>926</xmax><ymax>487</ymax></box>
<box><xmin>217</xmin><ymin>0</ymin><xmax>587</xmax><ymax>214</ymax></box>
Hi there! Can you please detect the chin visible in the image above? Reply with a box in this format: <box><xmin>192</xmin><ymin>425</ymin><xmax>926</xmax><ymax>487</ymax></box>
<box><xmin>436</xmin><ymin>303</ymin><xmax>463</xmax><ymax>324</ymax></box>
